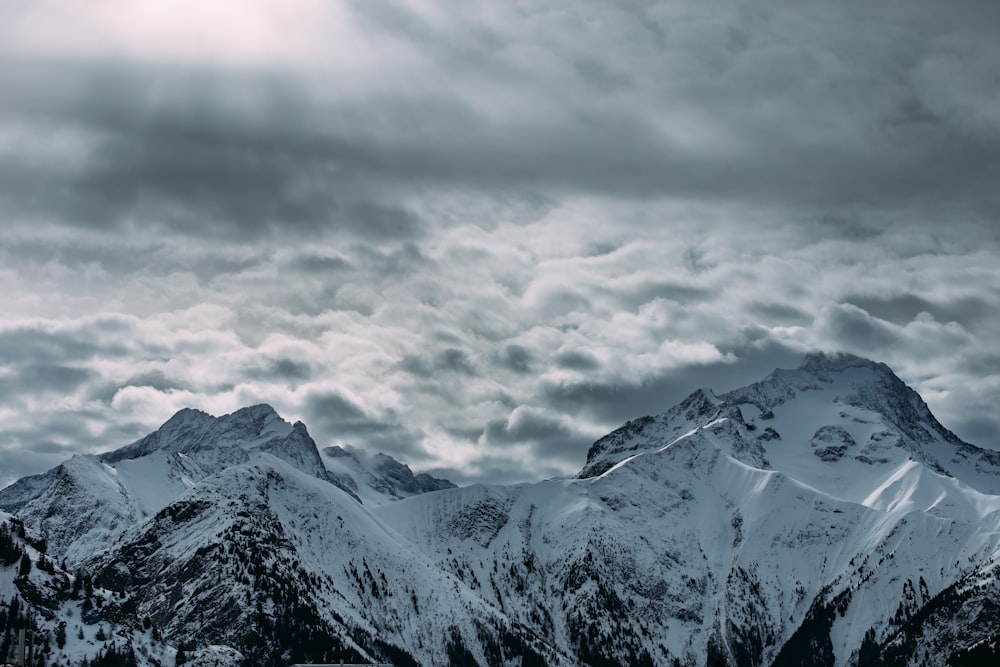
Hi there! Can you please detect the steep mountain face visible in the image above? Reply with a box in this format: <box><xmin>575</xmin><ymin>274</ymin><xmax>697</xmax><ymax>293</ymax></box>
<box><xmin>87</xmin><ymin>457</ymin><xmax>560</xmax><ymax>667</ymax></box>
<box><xmin>2</xmin><ymin>353</ymin><xmax>1000</xmax><ymax>667</ymax></box>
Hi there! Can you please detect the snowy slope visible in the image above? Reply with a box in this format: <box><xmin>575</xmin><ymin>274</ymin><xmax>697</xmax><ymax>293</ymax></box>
<box><xmin>0</xmin><ymin>509</ymin><xmax>187</xmax><ymax>667</ymax></box>
<box><xmin>378</xmin><ymin>353</ymin><xmax>1000</xmax><ymax>666</ymax></box>
<box><xmin>86</xmin><ymin>454</ymin><xmax>565</xmax><ymax>666</ymax></box>
<box><xmin>378</xmin><ymin>420</ymin><xmax>1000</xmax><ymax>665</ymax></box>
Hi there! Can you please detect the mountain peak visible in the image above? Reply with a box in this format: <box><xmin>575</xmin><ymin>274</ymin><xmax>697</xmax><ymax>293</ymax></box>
<box><xmin>798</xmin><ymin>351</ymin><xmax>891</xmax><ymax>376</ymax></box>
<box><xmin>160</xmin><ymin>404</ymin><xmax>282</xmax><ymax>433</ymax></box>
<box><xmin>162</xmin><ymin>406</ymin><xmax>213</xmax><ymax>427</ymax></box>
<box><xmin>98</xmin><ymin>403</ymin><xmax>298</xmax><ymax>473</ymax></box>
<box><xmin>578</xmin><ymin>352</ymin><xmax>1000</xmax><ymax>494</ymax></box>
<box><xmin>228</xmin><ymin>403</ymin><xmax>281</xmax><ymax>421</ymax></box>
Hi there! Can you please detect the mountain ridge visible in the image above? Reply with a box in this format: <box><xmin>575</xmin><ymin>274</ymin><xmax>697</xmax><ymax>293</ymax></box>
<box><xmin>2</xmin><ymin>352</ymin><xmax>1000</xmax><ymax>666</ymax></box>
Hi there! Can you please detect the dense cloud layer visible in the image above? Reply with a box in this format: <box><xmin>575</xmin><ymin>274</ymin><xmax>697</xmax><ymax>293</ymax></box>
<box><xmin>2</xmin><ymin>0</ymin><xmax>998</xmax><ymax>487</ymax></box>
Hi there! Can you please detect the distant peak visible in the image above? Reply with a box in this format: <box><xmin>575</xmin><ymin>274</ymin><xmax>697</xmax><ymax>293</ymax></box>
<box><xmin>322</xmin><ymin>445</ymin><xmax>354</xmax><ymax>458</ymax></box>
<box><xmin>230</xmin><ymin>404</ymin><xmax>281</xmax><ymax>420</ymax></box>
<box><xmin>163</xmin><ymin>407</ymin><xmax>213</xmax><ymax>426</ymax></box>
<box><xmin>689</xmin><ymin>387</ymin><xmax>721</xmax><ymax>403</ymax></box>
<box><xmin>798</xmin><ymin>351</ymin><xmax>890</xmax><ymax>375</ymax></box>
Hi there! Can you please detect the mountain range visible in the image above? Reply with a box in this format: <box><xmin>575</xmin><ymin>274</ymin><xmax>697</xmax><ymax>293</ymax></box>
<box><xmin>1</xmin><ymin>352</ymin><xmax>999</xmax><ymax>666</ymax></box>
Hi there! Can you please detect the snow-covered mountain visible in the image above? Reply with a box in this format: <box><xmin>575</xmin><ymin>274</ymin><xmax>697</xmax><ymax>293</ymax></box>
<box><xmin>2</xmin><ymin>352</ymin><xmax>1000</xmax><ymax>666</ymax></box>
<box><xmin>320</xmin><ymin>444</ymin><xmax>456</xmax><ymax>506</ymax></box>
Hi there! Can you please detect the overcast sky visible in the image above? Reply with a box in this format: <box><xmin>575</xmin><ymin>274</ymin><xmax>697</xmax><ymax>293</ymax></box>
<box><xmin>1</xmin><ymin>0</ymin><xmax>999</xmax><ymax>488</ymax></box>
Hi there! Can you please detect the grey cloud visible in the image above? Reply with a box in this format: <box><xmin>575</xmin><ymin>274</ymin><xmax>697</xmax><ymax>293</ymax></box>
<box><xmin>481</xmin><ymin>408</ymin><xmax>594</xmax><ymax>470</ymax></box>
<box><xmin>951</xmin><ymin>415</ymin><xmax>1000</xmax><ymax>449</ymax></box>
<box><xmin>303</xmin><ymin>390</ymin><xmax>424</xmax><ymax>460</ymax></box>
<box><xmin>0</xmin><ymin>61</ymin><xmax>426</xmax><ymax>242</ymax></box>
<box><xmin>815</xmin><ymin>304</ymin><xmax>900</xmax><ymax>351</ymax></box>
<box><xmin>0</xmin><ymin>328</ymin><xmax>98</xmax><ymax>365</ymax></box>
<box><xmin>6</xmin><ymin>413</ymin><xmax>97</xmax><ymax>445</ymax></box>
<box><xmin>3</xmin><ymin>0</ymin><xmax>1000</xmax><ymax>490</ymax></box>
<box><xmin>496</xmin><ymin>345</ymin><xmax>534</xmax><ymax>374</ymax></box>
<box><xmin>843</xmin><ymin>294</ymin><xmax>994</xmax><ymax>328</ymax></box>
<box><xmin>86</xmin><ymin>370</ymin><xmax>186</xmax><ymax>405</ymax></box>
<box><xmin>1</xmin><ymin>236</ymin><xmax>159</xmax><ymax>276</ymax></box>
<box><xmin>441</xmin><ymin>424</ymin><xmax>486</xmax><ymax>443</ymax></box>
<box><xmin>292</xmin><ymin>253</ymin><xmax>353</xmax><ymax>274</ymax></box>
<box><xmin>3</xmin><ymin>2</ymin><xmax>1000</xmax><ymax>252</ymax></box>
<box><xmin>813</xmin><ymin>302</ymin><xmax>979</xmax><ymax>367</ymax></box>
<box><xmin>246</xmin><ymin>359</ymin><xmax>313</xmax><ymax>383</ymax></box>
<box><xmin>843</xmin><ymin>294</ymin><xmax>938</xmax><ymax>325</ymax></box>
<box><xmin>436</xmin><ymin>349</ymin><xmax>476</xmax><ymax>375</ymax></box>
<box><xmin>423</xmin><ymin>456</ymin><xmax>570</xmax><ymax>487</ymax></box>
<box><xmin>74</xmin><ymin>131</ymin><xmax>424</xmax><ymax>241</ymax></box>
<box><xmin>346</xmin><ymin>0</ymin><xmax>1000</xmax><ymax>213</ymax></box>
<box><xmin>0</xmin><ymin>443</ymin><xmax>63</xmax><ymax>490</ymax></box>
<box><xmin>2</xmin><ymin>411</ymin><xmax>110</xmax><ymax>459</ymax></box>
<box><xmin>619</xmin><ymin>282</ymin><xmax>716</xmax><ymax>309</ymax></box>
<box><xmin>23</xmin><ymin>440</ymin><xmax>79</xmax><ymax>456</ymax></box>
<box><xmin>748</xmin><ymin>302</ymin><xmax>812</xmax><ymax>326</ymax></box>
<box><xmin>399</xmin><ymin>348</ymin><xmax>476</xmax><ymax>378</ymax></box>
<box><xmin>0</xmin><ymin>232</ymin><xmax>274</xmax><ymax>289</ymax></box>
<box><xmin>0</xmin><ymin>365</ymin><xmax>96</xmax><ymax>394</ymax></box>
<box><xmin>267</xmin><ymin>359</ymin><xmax>313</xmax><ymax>381</ymax></box>
<box><xmin>529</xmin><ymin>287</ymin><xmax>593</xmax><ymax>319</ymax></box>
<box><xmin>481</xmin><ymin>409</ymin><xmax>583</xmax><ymax>455</ymax></box>
<box><xmin>0</xmin><ymin>321</ymin><xmax>140</xmax><ymax>365</ymax></box>
<box><xmin>554</xmin><ymin>350</ymin><xmax>601</xmax><ymax>371</ymax></box>
<box><xmin>351</xmin><ymin>243</ymin><xmax>429</xmax><ymax>276</ymax></box>
<box><xmin>123</xmin><ymin>370</ymin><xmax>184</xmax><ymax>391</ymax></box>
<box><xmin>540</xmin><ymin>342</ymin><xmax>804</xmax><ymax>426</ymax></box>
<box><xmin>0</xmin><ymin>412</ymin><xmax>155</xmax><ymax>489</ymax></box>
<box><xmin>956</xmin><ymin>355</ymin><xmax>1000</xmax><ymax>378</ymax></box>
<box><xmin>538</xmin><ymin>372</ymin><xmax>703</xmax><ymax>425</ymax></box>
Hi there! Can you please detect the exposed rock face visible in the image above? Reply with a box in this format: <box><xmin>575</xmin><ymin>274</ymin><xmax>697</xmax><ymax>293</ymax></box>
<box><xmin>811</xmin><ymin>425</ymin><xmax>856</xmax><ymax>462</ymax></box>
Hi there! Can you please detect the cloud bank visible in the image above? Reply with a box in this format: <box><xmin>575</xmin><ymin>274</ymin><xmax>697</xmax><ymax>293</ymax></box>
<box><xmin>1</xmin><ymin>0</ymin><xmax>998</xmax><ymax>487</ymax></box>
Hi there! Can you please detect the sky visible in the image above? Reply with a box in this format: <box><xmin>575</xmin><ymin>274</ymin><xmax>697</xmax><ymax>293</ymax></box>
<box><xmin>1</xmin><ymin>0</ymin><xmax>999</xmax><ymax>489</ymax></box>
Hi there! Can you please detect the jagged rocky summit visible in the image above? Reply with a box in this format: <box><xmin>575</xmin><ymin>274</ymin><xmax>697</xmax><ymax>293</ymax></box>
<box><xmin>2</xmin><ymin>352</ymin><xmax>1000</xmax><ymax>667</ymax></box>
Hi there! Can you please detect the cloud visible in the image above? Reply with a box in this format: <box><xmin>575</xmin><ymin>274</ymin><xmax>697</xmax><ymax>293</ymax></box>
<box><xmin>0</xmin><ymin>365</ymin><xmax>96</xmax><ymax>395</ymax></box>
<box><xmin>814</xmin><ymin>304</ymin><xmax>901</xmax><ymax>351</ymax></box>
<box><xmin>4</xmin><ymin>0</ymin><xmax>999</xmax><ymax>245</ymax></box>
<box><xmin>399</xmin><ymin>348</ymin><xmax>477</xmax><ymax>378</ymax></box>
<box><xmin>480</xmin><ymin>405</ymin><xmax>599</xmax><ymax>463</ymax></box>
<box><xmin>0</xmin><ymin>317</ymin><xmax>140</xmax><ymax>364</ymax></box>
<box><xmin>0</xmin><ymin>62</ymin><xmax>432</xmax><ymax>243</ymax></box>
<box><xmin>301</xmin><ymin>389</ymin><xmax>426</xmax><ymax>461</ymax></box>
<box><xmin>553</xmin><ymin>350</ymin><xmax>601</xmax><ymax>372</ymax></box>
<box><xmin>496</xmin><ymin>345</ymin><xmax>535</xmax><ymax>374</ymax></box>
<box><xmin>2</xmin><ymin>0</ymin><xmax>1000</xmax><ymax>489</ymax></box>
<box><xmin>842</xmin><ymin>293</ymin><xmax>994</xmax><ymax>328</ymax></box>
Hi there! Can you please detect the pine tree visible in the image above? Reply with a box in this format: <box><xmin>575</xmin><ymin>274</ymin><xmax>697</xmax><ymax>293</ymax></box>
<box><xmin>18</xmin><ymin>551</ymin><xmax>31</xmax><ymax>576</ymax></box>
<box><xmin>0</xmin><ymin>522</ymin><xmax>21</xmax><ymax>566</ymax></box>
